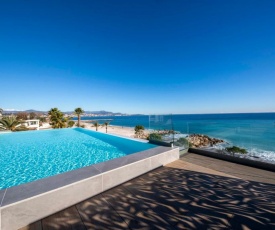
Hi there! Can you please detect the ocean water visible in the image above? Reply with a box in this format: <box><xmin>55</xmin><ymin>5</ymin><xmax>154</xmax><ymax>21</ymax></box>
<box><xmin>81</xmin><ymin>113</ymin><xmax>275</xmax><ymax>163</ymax></box>
<box><xmin>0</xmin><ymin>128</ymin><xmax>157</xmax><ymax>189</ymax></box>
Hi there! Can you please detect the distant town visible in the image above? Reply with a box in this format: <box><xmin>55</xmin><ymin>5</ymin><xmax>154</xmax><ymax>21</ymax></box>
<box><xmin>1</xmin><ymin>109</ymin><xmax>129</xmax><ymax>117</ymax></box>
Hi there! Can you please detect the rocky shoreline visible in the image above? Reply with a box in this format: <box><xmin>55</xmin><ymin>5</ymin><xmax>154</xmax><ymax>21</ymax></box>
<box><xmin>187</xmin><ymin>134</ymin><xmax>224</xmax><ymax>148</ymax></box>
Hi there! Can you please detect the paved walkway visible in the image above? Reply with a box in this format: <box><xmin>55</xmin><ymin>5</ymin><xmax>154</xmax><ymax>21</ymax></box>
<box><xmin>20</xmin><ymin>153</ymin><xmax>275</xmax><ymax>230</ymax></box>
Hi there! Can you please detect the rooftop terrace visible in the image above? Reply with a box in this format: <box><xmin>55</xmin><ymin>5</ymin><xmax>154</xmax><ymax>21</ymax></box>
<box><xmin>20</xmin><ymin>153</ymin><xmax>275</xmax><ymax>230</ymax></box>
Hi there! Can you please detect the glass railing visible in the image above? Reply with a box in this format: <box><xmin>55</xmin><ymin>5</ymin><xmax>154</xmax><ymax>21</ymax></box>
<box><xmin>78</xmin><ymin>113</ymin><xmax>275</xmax><ymax>163</ymax></box>
<box><xmin>148</xmin><ymin>115</ymin><xmax>275</xmax><ymax>163</ymax></box>
<box><xmin>148</xmin><ymin>114</ymin><xmax>189</xmax><ymax>150</ymax></box>
<box><xmin>185</xmin><ymin>121</ymin><xmax>275</xmax><ymax>162</ymax></box>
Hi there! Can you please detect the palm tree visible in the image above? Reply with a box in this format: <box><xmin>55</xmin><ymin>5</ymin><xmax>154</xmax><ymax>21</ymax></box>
<box><xmin>74</xmin><ymin>108</ymin><xmax>84</xmax><ymax>127</ymax></box>
<box><xmin>50</xmin><ymin>116</ymin><xmax>68</xmax><ymax>128</ymax></box>
<box><xmin>0</xmin><ymin>116</ymin><xmax>23</xmax><ymax>131</ymax></box>
<box><xmin>48</xmin><ymin>108</ymin><xmax>67</xmax><ymax>129</ymax></box>
<box><xmin>92</xmin><ymin>122</ymin><xmax>100</xmax><ymax>131</ymax></box>
<box><xmin>48</xmin><ymin>108</ymin><xmax>60</xmax><ymax>117</ymax></box>
<box><xmin>102</xmin><ymin>121</ymin><xmax>110</xmax><ymax>133</ymax></box>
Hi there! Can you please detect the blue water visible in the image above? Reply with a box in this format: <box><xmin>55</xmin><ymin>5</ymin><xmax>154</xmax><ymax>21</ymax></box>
<box><xmin>0</xmin><ymin>128</ymin><xmax>157</xmax><ymax>189</ymax></box>
<box><xmin>80</xmin><ymin>113</ymin><xmax>275</xmax><ymax>162</ymax></box>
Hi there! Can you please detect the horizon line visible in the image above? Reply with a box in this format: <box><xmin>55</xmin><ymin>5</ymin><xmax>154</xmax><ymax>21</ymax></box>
<box><xmin>2</xmin><ymin>109</ymin><xmax>275</xmax><ymax>116</ymax></box>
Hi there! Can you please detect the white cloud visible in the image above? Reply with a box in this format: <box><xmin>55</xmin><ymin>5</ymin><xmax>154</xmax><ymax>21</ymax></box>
<box><xmin>3</xmin><ymin>109</ymin><xmax>22</xmax><ymax>111</ymax></box>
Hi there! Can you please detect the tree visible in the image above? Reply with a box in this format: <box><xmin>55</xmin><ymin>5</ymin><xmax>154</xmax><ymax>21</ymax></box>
<box><xmin>16</xmin><ymin>112</ymin><xmax>29</xmax><ymax>121</ymax></box>
<box><xmin>29</xmin><ymin>112</ymin><xmax>37</xmax><ymax>119</ymax></box>
<box><xmin>102</xmin><ymin>121</ymin><xmax>110</xmax><ymax>133</ymax></box>
<box><xmin>0</xmin><ymin>116</ymin><xmax>23</xmax><ymax>131</ymax></box>
<box><xmin>135</xmin><ymin>125</ymin><xmax>145</xmax><ymax>138</ymax></box>
<box><xmin>67</xmin><ymin>120</ymin><xmax>75</xmax><ymax>128</ymax></box>
<box><xmin>0</xmin><ymin>108</ymin><xmax>3</xmax><ymax>116</ymax></box>
<box><xmin>92</xmin><ymin>122</ymin><xmax>100</xmax><ymax>131</ymax></box>
<box><xmin>48</xmin><ymin>108</ymin><xmax>67</xmax><ymax>129</ymax></box>
<box><xmin>74</xmin><ymin>107</ymin><xmax>84</xmax><ymax>127</ymax></box>
<box><xmin>39</xmin><ymin>116</ymin><xmax>47</xmax><ymax>123</ymax></box>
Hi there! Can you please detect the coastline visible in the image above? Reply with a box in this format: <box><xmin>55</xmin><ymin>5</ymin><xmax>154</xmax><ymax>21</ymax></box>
<box><xmin>78</xmin><ymin>113</ymin><xmax>275</xmax><ymax>152</ymax></box>
<box><xmin>37</xmin><ymin>121</ymin><xmax>275</xmax><ymax>165</ymax></box>
<box><xmin>81</xmin><ymin>122</ymin><xmax>149</xmax><ymax>138</ymax></box>
<box><xmin>37</xmin><ymin>121</ymin><xmax>146</xmax><ymax>138</ymax></box>
<box><xmin>204</xmin><ymin>145</ymin><xmax>275</xmax><ymax>164</ymax></box>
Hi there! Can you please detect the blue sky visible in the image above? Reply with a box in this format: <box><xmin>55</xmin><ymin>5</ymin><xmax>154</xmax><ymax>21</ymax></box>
<box><xmin>1</xmin><ymin>0</ymin><xmax>275</xmax><ymax>114</ymax></box>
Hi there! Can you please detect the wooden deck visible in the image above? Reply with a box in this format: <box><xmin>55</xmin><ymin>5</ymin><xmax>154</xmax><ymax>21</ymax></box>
<box><xmin>178</xmin><ymin>152</ymin><xmax>275</xmax><ymax>184</ymax></box>
<box><xmin>20</xmin><ymin>153</ymin><xmax>275</xmax><ymax>230</ymax></box>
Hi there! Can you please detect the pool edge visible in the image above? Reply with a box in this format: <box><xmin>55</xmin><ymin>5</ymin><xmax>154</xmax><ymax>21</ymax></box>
<box><xmin>0</xmin><ymin>146</ymin><xmax>179</xmax><ymax>230</ymax></box>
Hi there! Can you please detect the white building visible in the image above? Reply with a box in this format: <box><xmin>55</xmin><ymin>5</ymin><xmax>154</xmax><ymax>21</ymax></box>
<box><xmin>22</xmin><ymin>119</ymin><xmax>40</xmax><ymax>130</ymax></box>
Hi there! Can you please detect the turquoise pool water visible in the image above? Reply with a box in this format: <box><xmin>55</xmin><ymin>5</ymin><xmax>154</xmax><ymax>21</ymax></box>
<box><xmin>0</xmin><ymin>128</ymin><xmax>157</xmax><ymax>189</ymax></box>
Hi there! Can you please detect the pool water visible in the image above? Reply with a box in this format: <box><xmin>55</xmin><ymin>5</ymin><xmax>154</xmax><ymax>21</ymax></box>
<box><xmin>0</xmin><ymin>128</ymin><xmax>157</xmax><ymax>189</ymax></box>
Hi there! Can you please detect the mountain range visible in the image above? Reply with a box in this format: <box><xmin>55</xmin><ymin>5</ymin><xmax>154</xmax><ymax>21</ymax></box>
<box><xmin>2</xmin><ymin>109</ymin><xmax>126</xmax><ymax>116</ymax></box>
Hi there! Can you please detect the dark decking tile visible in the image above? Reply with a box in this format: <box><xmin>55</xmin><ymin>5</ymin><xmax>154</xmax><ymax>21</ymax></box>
<box><xmin>41</xmin><ymin>206</ymin><xmax>86</xmax><ymax>230</ymax></box>
<box><xmin>76</xmin><ymin>193</ymin><xmax>128</xmax><ymax>230</ymax></box>
<box><xmin>20</xmin><ymin>154</ymin><xmax>275</xmax><ymax>230</ymax></box>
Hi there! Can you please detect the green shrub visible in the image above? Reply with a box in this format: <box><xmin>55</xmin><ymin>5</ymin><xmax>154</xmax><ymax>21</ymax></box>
<box><xmin>81</xmin><ymin>124</ymin><xmax>86</xmax><ymax>128</ymax></box>
<box><xmin>135</xmin><ymin>125</ymin><xmax>144</xmax><ymax>133</ymax></box>
<box><xmin>67</xmin><ymin>120</ymin><xmax>75</xmax><ymax>128</ymax></box>
<box><xmin>135</xmin><ymin>125</ymin><xmax>145</xmax><ymax>138</ymax></box>
<box><xmin>149</xmin><ymin>133</ymin><xmax>162</xmax><ymax>141</ymax></box>
<box><xmin>226</xmin><ymin>146</ymin><xmax>247</xmax><ymax>154</ymax></box>
<box><xmin>174</xmin><ymin>137</ymin><xmax>189</xmax><ymax>147</ymax></box>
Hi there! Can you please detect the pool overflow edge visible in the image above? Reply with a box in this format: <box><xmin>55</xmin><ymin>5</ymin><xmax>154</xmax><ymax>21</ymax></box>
<box><xmin>0</xmin><ymin>146</ymin><xmax>179</xmax><ymax>230</ymax></box>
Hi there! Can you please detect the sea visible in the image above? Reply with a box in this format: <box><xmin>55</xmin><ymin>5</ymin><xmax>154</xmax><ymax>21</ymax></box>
<box><xmin>79</xmin><ymin>113</ymin><xmax>275</xmax><ymax>163</ymax></box>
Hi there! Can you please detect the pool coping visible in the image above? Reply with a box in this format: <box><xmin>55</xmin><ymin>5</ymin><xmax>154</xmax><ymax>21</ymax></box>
<box><xmin>0</xmin><ymin>145</ymin><xmax>179</xmax><ymax>230</ymax></box>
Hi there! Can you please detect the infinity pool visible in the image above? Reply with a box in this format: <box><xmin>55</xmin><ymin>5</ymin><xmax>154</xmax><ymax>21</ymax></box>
<box><xmin>0</xmin><ymin>128</ymin><xmax>157</xmax><ymax>189</ymax></box>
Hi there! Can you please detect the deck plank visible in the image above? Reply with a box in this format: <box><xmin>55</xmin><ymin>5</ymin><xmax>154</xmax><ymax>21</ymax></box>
<box><xmin>180</xmin><ymin>153</ymin><xmax>275</xmax><ymax>184</ymax></box>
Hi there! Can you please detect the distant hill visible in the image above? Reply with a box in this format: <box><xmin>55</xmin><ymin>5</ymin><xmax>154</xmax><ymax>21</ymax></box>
<box><xmin>2</xmin><ymin>109</ymin><xmax>46</xmax><ymax>114</ymax></box>
<box><xmin>25</xmin><ymin>109</ymin><xmax>46</xmax><ymax>113</ymax></box>
<box><xmin>2</xmin><ymin>109</ymin><xmax>127</xmax><ymax>116</ymax></box>
<box><xmin>65</xmin><ymin>110</ymin><xmax>127</xmax><ymax>116</ymax></box>
<box><xmin>64</xmin><ymin>110</ymin><xmax>114</xmax><ymax>114</ymax></box>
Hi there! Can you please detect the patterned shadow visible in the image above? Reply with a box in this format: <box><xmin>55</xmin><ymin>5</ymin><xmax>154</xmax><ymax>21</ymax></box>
<box><xmin>22</xmin><ymin>167</ymin><xmax>275</xmax><ymax>230</ymax></box>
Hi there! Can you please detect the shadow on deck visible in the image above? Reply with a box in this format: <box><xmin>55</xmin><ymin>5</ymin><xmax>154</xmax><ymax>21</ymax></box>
<box><xmin>21</xmin><ymin>154</ymin><xmax>275</xmax><ymax>230</ymax></box>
